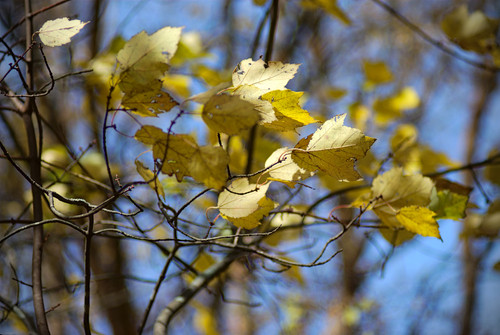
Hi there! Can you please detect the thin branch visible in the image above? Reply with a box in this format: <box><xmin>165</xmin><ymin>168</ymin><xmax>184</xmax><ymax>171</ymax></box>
<box><xmin>368</xmin><ymin>0</ymin><xmax>499</xmax><ymax>72</ymax></box>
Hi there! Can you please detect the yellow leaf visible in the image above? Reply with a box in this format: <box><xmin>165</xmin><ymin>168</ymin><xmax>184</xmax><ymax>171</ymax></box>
<box><xmin>232</xmin><ymin>84</ymin><xmax>277</xmax><ymax>124</ymax></box>
<box><xmin>292</xmin><ymin>114</ymin><xmax>376</xmax><ymax>181</ymax></box>
<box><xmin>188</xmin><ymin>82</ymin><xmax>231</xmax><ymax>104</ymax></box>
<box><xmin>135</xmin><ymin>126</ymin><xmax>197</xmax><ymax>182</ymax></box>
<box><xmin>301</xmin><ymin>0</ymin><xmax>351</xmax><ymax>25</ymax></box>
<box><xmin>396</xmin><ymin>206</ymin><xmax>440</xmax><ymax>239</ymax></box>
<box><xmin>261</xmin><ymin>90</ymin><xmax>317</xmax><ymax>131</ymax></box>
<box><xmin>390</xmin><ymin>124</ymin><xmax>418</xmax><ymax>152</ymax></box>
<box><xmin>264</xmin><ymin>147</ymin><xmax>314</xmax><ymax>183</ymax></box>
<box><xmin>135</xmin><ymin>160</ymin><xmax>165</xmax><ymax>198</ymax></box>
<box><xmin>441</xmin><ymin>5</ymin><xmax>499</xmax><ymax>53</ymax></box>
<box><xmin>117</xmin><ymin>26</ymin><xmax>182</xmax><ymax>93</ymax></box>
<box><xmin>162</xmin><ymin>74</ymin><xmax>192</xmax><ymax>98</ymax></box>
<box><xmin>38</xmin><ymin>18</ymin><xmax>89</xmax><ymax>47</ymax></box>
<box><xmin>122</xmin><ymin>82</ymin><xmax>178</xmax><ymax>117</ymax></box>
<box><xmin>349</xmin><ymin>102</ymin><xmax>370</xmax><ymax>132</ymax></box>
<box><xmin>192</xmin><ymin>64</ymin><xmax>230</xmax><ymax>86</ymax></box>
<box><xmin>218</xmin><ymin>178</ymin><xmax>275</xmax><ymax>229</ymax></box>
<box><xmin>232</xmin><ymin>58</ymin><xmax>299</xmax><ymax>91</ymax></box>
<box><xmin>371</xmin><ymin>167</ymin><xmax>434</xmax><ymax>229</ymax></box>
<box><xmin>189</xmin><ymin>146</ymin><xmax>229</xmax><ymax>189</ymax></box>
<box><xmin>373</xmin><ymin>87</ymin><xmax>420</xmax><ymax>126</ymax></box>
<box><xmin>202</xmin><ymin>94</ymin><xmax>259</xmax><ymax>135</ymax></box>
<box><xmin>363</xmin><ymin>60</ymin><xmax>393</xmax><ymax>86</ymax></box>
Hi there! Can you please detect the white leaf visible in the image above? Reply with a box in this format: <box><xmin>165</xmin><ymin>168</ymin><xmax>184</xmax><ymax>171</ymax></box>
<box><xmin>38</xmin><ymin>18</ymin><xmax>89</xmax><ymax>47</ymax></box>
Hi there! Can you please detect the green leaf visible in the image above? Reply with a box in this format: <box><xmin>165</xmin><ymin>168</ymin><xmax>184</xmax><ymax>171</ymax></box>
<box><xmin>429</xmin><ymin>188</ymin><xmax>468</xmax><ymax>220</ymax></box>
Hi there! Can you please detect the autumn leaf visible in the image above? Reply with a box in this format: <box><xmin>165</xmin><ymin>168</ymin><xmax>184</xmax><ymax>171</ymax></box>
<box><xmin>135</xmin><ymin>126</ymin><xmax>197</xmax><ymax>182</ymax></box>
<box><xmin>122</xmin><ymin>82</ymin><xmax>178</xmax><ymax>117</ymax></box>
<box><xmin>232</xmin><ymin>58</ymin><xmax>299</xmax><ymax>91</ymax></box>
<box><xmin>135</xmin><ymin>160</ymin><xmax>165</xmax><ymax>198</ymax></box>
<box><xmin>188</xmin><ymin>146</ymin><xmax>229</xmax><ymax>189</ymax></box>
<box><xmin>218</xmin><ymin>178</ymin><xmax>276</xmax><ymax>229</ymax></box>
<box><xmin>117</xmin><ymin>26</ymin><xmax>182</xmax><ymax>92</ymax></box>
<box><xmin>260</xmin><ymin>90</ymin><xmax>317</xmax><ymax>131</ymax></box>
<box><xmin>373</xmin><ymin>87</ymin><xmax>420</xmax><ymax>126</ymax></box>
<box><xmin>37</xmin><ymin>18</ymin><xmax>88</xmax><ymax>47</ymax></box>
<box><xmin>264</xmin><ymin>147</ymin><xmax>314</xmax><ymax>185</ymax></box>
<box><xmin>291</xmin><ymin>114</ymin><xmax>376</xmax><ymax>181</ymax></box>
<box><xmin>396</xmin><ymin>206</ymin><xmax>440</xmax><ymax>239</ymax></box>
<box><xmin>363</xmin><ymin>60</ymin><xmax>393</xmax><ymax>87</ymax></box>
<box><xmin>232</xmin><ymin>85</ymin><xmax>277</xmax><ymax>124</ymax></box>
<box><xmin>202</xmin><ymin>94</ymin><xmax>259</xmax><ymax>135</ymax></box>
<box><xmin>441</xmin><ymin>5</ymin><xmax>499</xmax><ymax>53</ymax></box>
<box><xmin>370</xmin><ymin>167</ymin><xmax>438</xmax><ymax>239</ymax></box>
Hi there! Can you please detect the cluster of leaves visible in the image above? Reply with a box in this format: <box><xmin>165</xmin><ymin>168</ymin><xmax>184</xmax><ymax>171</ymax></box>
<box><xmin>93</xmin><ymin>23</ymin><xmax>474</xmax><ymax>243</ymax></box>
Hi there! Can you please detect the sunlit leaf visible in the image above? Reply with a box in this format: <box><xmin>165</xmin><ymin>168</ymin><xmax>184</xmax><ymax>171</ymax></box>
<box><xmin>261</xmin><ymin>90</ymin><xmax>317</xmax><ymax>131</ymax></box>
<box><xmin>264</xmin><ymin>147</ymin><xmax>314</xmax><ymax>184</ymax></box>
<box><xmin>38</xmin><ymin>18</ymin><xmax>89</xmax><ymax>47</ymax></box>
<box><xmin>202</xmin><ymin>94</ymin><xmax>259</xmax><ymax>135</ymax></box>
<box><xmin>396</xmin><ymin>206</ymin><xmax>440</xmax><ymax>239</ymax></box>
<box><xmin>292</xmin><ymin>114</ymin><xmax>376</xmax><ymax>181</ymax></box>
<box><xmin>218</xmin><ymin>178</ymin><xmax>275</xmax><ymax>229</ymax></box>
<box><xmin>117</xmin><ymin>26</ymin><xmax>182</xmax><ymax>92</ymax></box>
<box><xmin>371</xmin><ymin>167</ymin><xmax>435</xmax><ymax>239</ymax></box>
<box><xmin>232</xmin><ymin>58</ymin><xmax>299</xmax><ymax>91</ymax></box>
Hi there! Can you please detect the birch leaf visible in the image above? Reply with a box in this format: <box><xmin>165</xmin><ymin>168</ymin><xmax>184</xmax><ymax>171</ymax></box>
<box><xmin>202</xmin><ymin>94</ymin><xmax>259</xmax><ymax>135</ymax></box>
<box><xmin>117</xmin><ymin>26</ymin><xmax>182</xmax><ymax>92</ymax></box>
<box><xmin>261</xmin><ymin>90</ymin><xmax>317</xmax><ymax>131</ymax></box>
<box><xmin>232</xmin><ymin>58</ymin><xmax>299</xmax><ymax>91</ymax></box>
<box><xmin>373</xmin><ymin>87</ymin><xmax>420</xmax><ymax>126</ymax></box>
<box><xmin>218</xmin><ymin>178</ymin><xmax>275</xmax><ymax>229</ymax></box>
<box><xmin>292</xmin><ymin>114</ymin><xmax>376</xmax><ymax>181</ymax></box>
<box><xmin>38</xmin><ymin>18</ymin><xmax>89</xmax><ymax>47</ymax></box>
<box><xmin>396</xmin><ymin>206</ymin><xmax>440</xmax><ymax>239</ymax></box>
